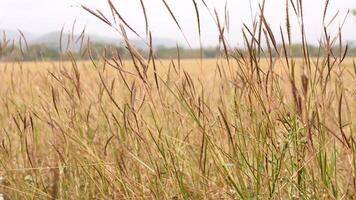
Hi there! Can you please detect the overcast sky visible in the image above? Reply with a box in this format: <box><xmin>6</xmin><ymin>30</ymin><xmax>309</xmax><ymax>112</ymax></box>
<box><xmin>0</xmin><ymin>0</ymin><xmax>355</xmax><ymax>47</ymax></box>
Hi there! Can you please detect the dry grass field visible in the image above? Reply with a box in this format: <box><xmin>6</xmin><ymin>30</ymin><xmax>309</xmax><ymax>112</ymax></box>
<box><xmin>0</xmin><ymin>57</ymin><xmax>355</xmax><ymax>199</ymax></box>
<box><xmin>1</xmin><ymin>0</ymin><xmax>356</xmax><ymax>199</ymax></box>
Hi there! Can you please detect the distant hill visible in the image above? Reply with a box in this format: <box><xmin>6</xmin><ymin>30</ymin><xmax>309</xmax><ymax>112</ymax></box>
<box><xmin>0</xmin><ymin>29</ymin><xmax>38</xmax><ymax>44</ymax></box>
<box><xmin>0</xmin><ymin>29</ymin><xmax>179</xmax><ymax>51</ymax></box>
<box><xmin>131</xmin><ymin>37</ymin><xmax>178</xmax><ymax>49</ymax></box>
<box><xmin>33</xmin><ymin>32</ymin><xmax>179</xmax><ymax>50</ymax></box>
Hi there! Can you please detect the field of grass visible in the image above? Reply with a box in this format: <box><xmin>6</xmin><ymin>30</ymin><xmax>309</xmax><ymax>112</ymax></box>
<box><xmin>0</xmin><ymin>56</ymin><xmax>355</xmax><ymax>199</ymax></box>
<box><xmin>1</xmin><ymin>0</ymin><xmax>356</xmax><ymax>199</ymax></box>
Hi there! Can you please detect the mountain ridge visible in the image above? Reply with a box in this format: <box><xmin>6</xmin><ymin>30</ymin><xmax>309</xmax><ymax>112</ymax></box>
<box><xmin>0</xmin><ymin>29</ymin><xmax>179</xmax><ymax>50</ymax></box>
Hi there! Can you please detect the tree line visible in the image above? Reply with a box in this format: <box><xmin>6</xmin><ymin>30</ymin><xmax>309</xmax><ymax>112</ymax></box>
<box><xmin>0</xmin><ymin>41</ymin><xmax>355</xmax><ymax>61</ymax></box>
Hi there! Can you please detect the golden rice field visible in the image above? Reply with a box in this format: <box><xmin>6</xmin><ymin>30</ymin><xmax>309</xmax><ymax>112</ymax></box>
<box><xmin>0</xmin><ymin>57</ymin><xmax>355</xmax><ymax>199</ymax></box>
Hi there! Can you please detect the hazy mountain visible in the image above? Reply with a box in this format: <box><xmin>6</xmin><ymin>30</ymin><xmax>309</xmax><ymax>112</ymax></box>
<box><xmin>130</xmin><ymin>37</ymin><xmax>178</xmax><ymax>49</ymax></box>
<box><xmin>31</xmin><ymin>32</ymin><xmax>98</xmax><ymax>51</ymax></box>
<box><xmin>0</xmin><ymin>29</ymin><xmax>38</xmax><ymax>43</ymax></box>
<box><xmin>33</xmin><ymin>32</ymin><xmax>121</xmax><ymax>45</ymax></box>
<box><xmin>1</xmin><ymin>29</ymin><xmax>179</xmax><ymax>51</ymax></box>
<box><xmin>33</xmin><ymin>32</ymin><xmax>178</xmax><ymax>50</ymax></box>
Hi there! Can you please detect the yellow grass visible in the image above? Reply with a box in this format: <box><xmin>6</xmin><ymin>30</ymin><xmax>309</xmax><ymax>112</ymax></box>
<box><xmin>0</xmin><ymin>58</ymin><xmax>355</xmax><ymax>199</ymax></box>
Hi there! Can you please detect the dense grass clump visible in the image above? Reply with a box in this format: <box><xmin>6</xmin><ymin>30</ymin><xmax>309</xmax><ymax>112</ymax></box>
<box><xmin>0</xmin><ymin>0</ymin><xmax>355</xmax><ymax>199</ymax></box>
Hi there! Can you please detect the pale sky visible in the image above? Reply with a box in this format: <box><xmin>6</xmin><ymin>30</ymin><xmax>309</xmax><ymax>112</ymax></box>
<box><xmin>0</xmin><ymin>0</ymin><xmax>355</xmax><ymax>47</ymax></box>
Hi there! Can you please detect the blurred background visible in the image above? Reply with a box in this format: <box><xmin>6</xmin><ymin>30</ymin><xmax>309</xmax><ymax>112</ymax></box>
<box><xmin>0</xmin><ymin>0</ymin><xmax>355</xmax><ymax>46</ymax></box>
<box><xmin>0</xmin><ymin>0</ymin><xmax>355</xmax><ymax>60</ymax></box>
